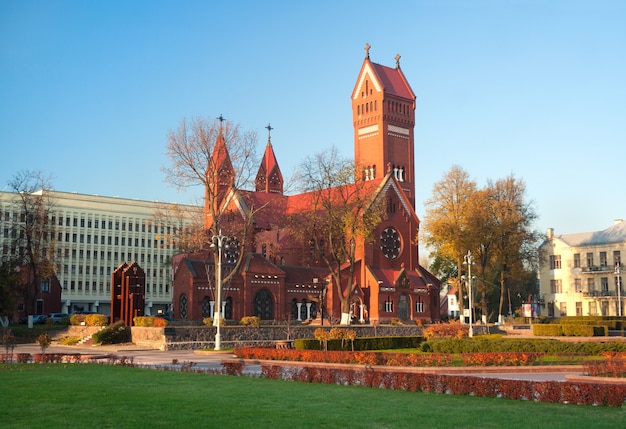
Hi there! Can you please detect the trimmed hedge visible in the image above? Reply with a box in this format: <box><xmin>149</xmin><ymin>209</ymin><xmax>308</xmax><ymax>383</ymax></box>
<box><xmin>133</xmin><ymin>316</ymin><xmax>168</xmax><ymax>327</ymax></box>
<box><xmin>92</xmin><ymin>321</ymin><xmax>129</xmax><ymax>345</ymax></box>
<box><xmin>532</xmin><ymin>324</ymin><xmax>563</xmax><ymax>336</ymax></box>
<box><xmin>260</xmin><ymin>364</ymin><xmax>626</xmax><ymax>407</ymax></box>
<box><xmin>294</xmin><ymin>336</ymin><xmax>423</xmax><ymax>351</ymax></box>
<box><xmin>70</xmin><ymin>313</ymin><xmax>108</xmax><ymax>327</ymax></box>
<box><xmin>422</xmin><ymin>337</ymin><xmax>626</xmax><ymax>354</ymax></box>
<box><xmin>558</xmin><ymin>316</ymin><xmax>625</xmax><ymax>330</ymax></box>
<box><xmin>533</xmin><ymin>323</ymin><xmax>609</xmax><ymax>337</ymax></box>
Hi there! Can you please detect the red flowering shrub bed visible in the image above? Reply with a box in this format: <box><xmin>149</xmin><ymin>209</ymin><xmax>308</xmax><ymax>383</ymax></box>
<box><xmin>584</xmin><ymin>356</ymin><xmax>626</xmax><ymax>378</ymax></box>
<box><xmin>260</xmin><ymin>364</ymin><xmax>626</xmax><ymax>407</ymax></box>
<box><xmin>235</xmin><ymin>347</ymin><xmax>540</xmax><ymax>367</ymax></box>
<box><xmin>222</xmin><ymin>360</ymin><xmax>245</xmax><ymax>375</ymax></box>
<box><xmin>461</xmin><ymin>352</ymin><xmax>543</xmax><ymax>366</ymax></box>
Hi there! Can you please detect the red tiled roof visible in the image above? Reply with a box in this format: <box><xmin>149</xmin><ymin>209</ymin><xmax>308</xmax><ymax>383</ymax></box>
<box><xmin>243</xmin><ymin>253</ymin><xmax>285</xmax><ymax>275</ymax></box>
<box><xmin>370</xmin><ymin>61</ymin><xmax>415</xmax><ymax>100</ymax></box>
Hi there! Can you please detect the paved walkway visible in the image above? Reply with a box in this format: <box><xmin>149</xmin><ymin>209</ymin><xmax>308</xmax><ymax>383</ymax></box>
<box><xmin>7</xmin><ymin>342</ymin><xmax>588</xmax><ymax>382</ymax></box>
<box><xmin>10</xmin><ymin>342</ymin><xmax>245</xmax><ymax>373</ymax></box>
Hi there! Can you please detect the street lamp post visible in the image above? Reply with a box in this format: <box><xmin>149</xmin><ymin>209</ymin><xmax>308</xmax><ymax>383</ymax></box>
<box><xmin>463</xmin><ymin>250</ymin><xmax>474</xmax><ymax>338</ymax></box>
<box><xmin>211</xmin><ymin>230</ymin><xmax>230</xmax><ymax>351</ymax></box>
<box><xmin>616</xmin><ymin>263</ymin><xmax>622</xmax><ymax>317</ymax></box>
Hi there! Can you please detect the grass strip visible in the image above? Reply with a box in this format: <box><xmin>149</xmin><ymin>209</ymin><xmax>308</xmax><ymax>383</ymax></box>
<box><xmin>1</xmin><ymin>364</ymin><xmax>623</xmax><ymax>428</ymax></box>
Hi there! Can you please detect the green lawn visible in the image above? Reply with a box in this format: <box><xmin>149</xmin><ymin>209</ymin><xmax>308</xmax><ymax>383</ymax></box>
<box><xmin>1</xmin><ymin>364</ymin><xmax>623</xmax><ymax>429</ymax></box>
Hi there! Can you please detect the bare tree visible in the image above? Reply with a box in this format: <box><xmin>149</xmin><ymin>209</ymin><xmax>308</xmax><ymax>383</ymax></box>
<box><xmin>0</xmin><ymin>262</ymin><xmax>19</xmax><ymax>325</ymax></box>
<box><xmin>5</xmin><ymin>171</ymin><xmax>58</xmax><ymax>315</ymax></box>
<box><xmin>291</xmin><ymin>147</ymin><xmax>384</xmax><ymax>325</ymax></box>
<box><xmin>151</xmin><ymin>203</ymin><xmax>206</xmax><ymax>255</ymax></box>
<box><xmin>163</xmin><ymin>116</ymin><xmax>261</xmax><ymax>290</ymax></box>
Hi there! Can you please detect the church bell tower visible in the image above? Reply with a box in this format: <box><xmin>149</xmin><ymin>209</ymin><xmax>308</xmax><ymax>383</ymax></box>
<box><xmin>352</xmin><ymin>44</ymin><xmax>416</xmax><ymax>206</ymax></box>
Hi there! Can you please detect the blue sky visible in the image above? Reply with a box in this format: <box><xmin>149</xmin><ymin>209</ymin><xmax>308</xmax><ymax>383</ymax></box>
<box><xmin>1</xmin><ymin>0</ymin><xmax>624</xmax><ymax>237</ymax></box>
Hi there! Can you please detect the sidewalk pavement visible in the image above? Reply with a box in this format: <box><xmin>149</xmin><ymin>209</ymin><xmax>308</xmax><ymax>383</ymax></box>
<box><xmin>9</xmin><ymin>342</ymin><xmax>242</xmax><ymax>373</ymax></box>
<box><xmin>6</xmin><ymin>341</ymin><xmax>586</xmax><ymax>382</ymax></box>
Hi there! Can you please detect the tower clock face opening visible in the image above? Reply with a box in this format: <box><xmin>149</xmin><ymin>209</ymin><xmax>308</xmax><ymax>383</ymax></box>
<box><xmin>380</xmin><ymin>227</ymin><xmax>401</xmax><ymax>260</ymax></box>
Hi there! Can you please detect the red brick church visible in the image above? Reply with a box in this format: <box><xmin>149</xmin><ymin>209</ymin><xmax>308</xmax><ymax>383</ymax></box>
<box><xmin>172</xmin><ymin>46</ymin><xmax>440</xmax><ymax>324</ymax></box>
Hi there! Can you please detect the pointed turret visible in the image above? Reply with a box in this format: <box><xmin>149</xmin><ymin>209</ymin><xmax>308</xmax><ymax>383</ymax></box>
<box><xmin>255</xmin><ymin>123</ymin><xmax>283</xmax><ymax>194</ymax></box>
<box><xmin>205</xmin><ymin>115</ymin><xmax>235</xmax><ymax>230</ymax></box>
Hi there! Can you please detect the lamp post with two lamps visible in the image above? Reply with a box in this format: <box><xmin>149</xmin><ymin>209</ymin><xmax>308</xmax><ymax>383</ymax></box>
<box><xmin>463</xmin><ymin>250</ymin><xmax>474</xmax><ymax>338</ymax></box>
<box><xmin>211</xmin><ymin>230</ymin><xmax>231</xmax><ymax>351</ymax></box>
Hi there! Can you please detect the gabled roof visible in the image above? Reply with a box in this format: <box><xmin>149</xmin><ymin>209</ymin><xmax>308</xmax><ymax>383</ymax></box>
<box><xmin>242</xmin><ymin>253</ymin><xmax>285</xmax><ymax>276</ymax></box>
<box><xmin>352</xmin><ymin>58</ymin><xmax>415</xmax><ymax>101</ymax></box>
<box><xmin>369</xmin><ymin>266</ymin><xmax>431</xmax><ymax>289</ymax></box>
<box><xmin>223</xmin><ymin>171</ymin><xmax>420</xmax><ymax>236</ymax></box>
<box><xmin>281</xmin><ymin>265</ymin><xmax>329</xmax><ymax>285</ymax></box>
<box><xmin>549</xmin><ymin>220</ymin><xmax>626</xmax><ymax>247</ymax></box>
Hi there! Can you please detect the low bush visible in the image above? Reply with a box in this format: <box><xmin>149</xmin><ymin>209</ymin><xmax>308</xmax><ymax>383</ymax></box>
<box><xmin>202</xmin><ymin>317</ymin><xmax>226</xmax><ymax>327</ymax></box>
<box><xmin>234</xmin><ymin>347</ymin><xmax>540</xmax><ymax>367</ymax></box>
<box><xmin>584</xmin><ymin>356</ymin><xmax>626</xmax><ymax>378</ymax></box>
<box><xmin>240</xmin><ymin>316</ymin><xmax>260</xmax><ymax>327</ymax></box>
<box><xmin>260</xmin><ymin>364</ymin><xmax>626</xmax><ymax>407</ymax></box>
<box><xmin>92</xmin><ymin>321</ymin><xmax>129</xmax><ymax>345</ymax></box>
<box><xmin>421</xmin><ymin>337</ymin><xmax>626</xmax><ymax>355</ymax></box>
<box><xmin>59</xmin><ymin>336</ymin><xmax>81</xmax><ymax>345</ymax></box>
<box><xmin>422</xmin><ymin>321</ymin><xmax>468</xmax><ymax>339</ymax></box>
<box><xmin>70</xmin><ymin>313</ymin><xmax>108</xmax><ymax>326</ymax></box>
<box><xmin>532</xmin><ymin>324</ymin><xmax>563</xmax><ymax>336</ymax></box>
<box><xmin>133</xmin><ymin>316</ymin><xmax>168</xmax><ymax>327</ymax></box>
<box><xmin>295</xmin><ymin>336</ymin><xmax>422</xmax><ymax>351</ymax></box>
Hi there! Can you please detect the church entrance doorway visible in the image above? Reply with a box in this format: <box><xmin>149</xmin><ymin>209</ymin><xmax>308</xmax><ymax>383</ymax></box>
<box><xmin>254</xmin><ymin>289</ymin><xmax>274</xmax><ymax>320</ymax></box>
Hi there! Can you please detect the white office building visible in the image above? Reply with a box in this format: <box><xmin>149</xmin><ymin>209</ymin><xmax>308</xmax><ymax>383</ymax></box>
<box><xmin>539</xmin><ymin>220</ymin><xmax>625</xmax><ymax>317</ymax></box>
<box><xmin>1</xmin><ymin>190</ymin><xmax>198</xmax><ymax>316</ymax></box>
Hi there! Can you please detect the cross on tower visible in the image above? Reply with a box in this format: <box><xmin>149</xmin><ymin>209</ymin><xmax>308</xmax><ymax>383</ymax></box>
<box><xmin>265</xmin><ymin>123</ymin><xmax>273</xmax><ymax>140</ymax></box>
<box><xmin>217</xmin><ymin>114</ymin><xmax>226</xmax><ymax>133</ymax></box>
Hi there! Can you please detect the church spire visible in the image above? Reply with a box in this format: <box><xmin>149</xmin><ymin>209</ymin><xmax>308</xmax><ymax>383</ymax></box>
<box><xmin>205</xmin><ymin>114</ymin><xmax>235</xmax><ymax>230</ymax></box>
<box><xmin>255</xmin><ymin>123</ymin><xmax>283</xmax><ymax>194</ymax></box>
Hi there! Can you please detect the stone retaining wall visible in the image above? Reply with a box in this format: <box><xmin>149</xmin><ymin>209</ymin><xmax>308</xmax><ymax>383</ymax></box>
<box><xmin>131</xmin><ymin>325</ymin><xmax>425</xmax><ymax>350</ymax></box>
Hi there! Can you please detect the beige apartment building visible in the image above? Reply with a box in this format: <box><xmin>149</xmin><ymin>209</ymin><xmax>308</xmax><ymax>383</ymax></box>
<box><xmin>1</xmin><ymin>190</ymin><xmax>198</xmax><ymax>316</ymax></box>
<box><xmin>539</xmin><ymin>219</ymin><xmax>625</xmax><ymax>317</ymax></box>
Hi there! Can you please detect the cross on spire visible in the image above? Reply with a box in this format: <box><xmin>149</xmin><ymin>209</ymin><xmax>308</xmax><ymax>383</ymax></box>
<box><xmin>217</xmin><ymin>114</ymin><xmax>226</xmax><ymax>133</ymax></box>
<box><xmin>265</xmin><ymin>123</ymin><xmax>273</xmax><ymax>141</ymax></box>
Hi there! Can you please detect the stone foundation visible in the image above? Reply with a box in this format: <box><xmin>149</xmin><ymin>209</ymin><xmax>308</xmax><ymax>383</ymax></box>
<box><xmin>130</xmin><ymin>324</ymin><xmax>425</xmax><ymax>350</ymax></box>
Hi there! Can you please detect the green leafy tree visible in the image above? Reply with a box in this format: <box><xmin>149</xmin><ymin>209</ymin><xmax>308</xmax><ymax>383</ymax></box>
<box><xmin>423</xmin><ymin>165</ymin><xmax>477</xmax><ymax>318</ymax></box>
<box><xmin>424</xmin><ymin>168</ymin><xmax>541</xmax><ymax>322</ymax></box>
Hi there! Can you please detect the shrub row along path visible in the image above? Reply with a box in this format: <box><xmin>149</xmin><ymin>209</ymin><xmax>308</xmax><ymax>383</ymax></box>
<box><xmin>10</xmin><ymin>342</ymin><xmax>588</xmax><ymax>382</ymax></box>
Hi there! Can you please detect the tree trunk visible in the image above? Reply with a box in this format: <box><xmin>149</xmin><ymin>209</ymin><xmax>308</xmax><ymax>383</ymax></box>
<box><xmin>340</xmin><ymin>313</ymin><xmax>351</xmax><ymax>325</ymax></box>
<box><xmin>498</xmin><ymin>269</ymin><xmax>506</xmax><ymax>323</ymax></box>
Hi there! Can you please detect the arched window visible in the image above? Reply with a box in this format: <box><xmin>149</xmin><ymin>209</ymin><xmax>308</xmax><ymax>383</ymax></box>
<box><xmin>179</xmin><ymin>294</ymin><xmax>188</xmax><ymax>319</ymax></box>
<box><xmin>201</xmin><ymin>296</ymin><xmax>210</xmax><ymax>318</ymax></box>
<box><xmin>291</xmin><ymin>298</ymin><xmax>298</xmax><ymax>320</ymax></box>
<box><xmin>225</xmin><ymin>296</ymin><xmax>232</xmax><ymax>319</ymax></box>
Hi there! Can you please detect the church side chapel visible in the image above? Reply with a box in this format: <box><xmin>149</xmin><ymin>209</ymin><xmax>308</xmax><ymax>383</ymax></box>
<box><xmin>172</xmin><ymin>46</ymin><xmax>440</xmax><ymax>324</ymax></box>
